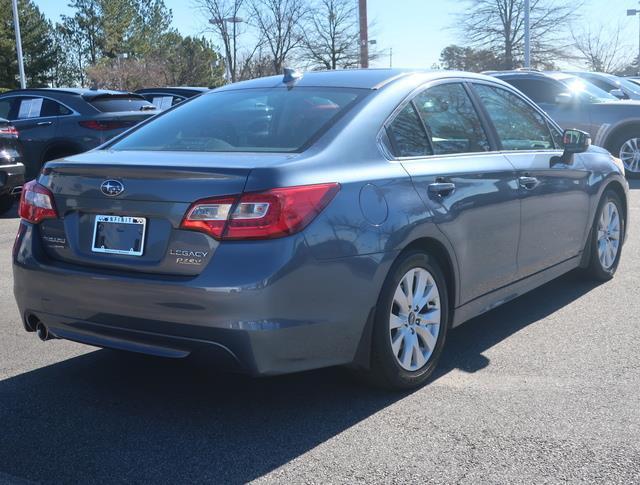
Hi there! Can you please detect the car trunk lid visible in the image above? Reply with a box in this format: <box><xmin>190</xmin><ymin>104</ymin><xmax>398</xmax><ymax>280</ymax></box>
<box><xmin>37</xmin><ymin>150</ymin><xmax>265</xmax><ymax>276</ymax></box>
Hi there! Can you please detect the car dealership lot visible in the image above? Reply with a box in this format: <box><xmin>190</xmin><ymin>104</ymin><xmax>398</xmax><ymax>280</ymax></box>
<box><xmin>0</xmin><ymin>184</ymin><xmax>639</xmax><ymax>484</ymax></box>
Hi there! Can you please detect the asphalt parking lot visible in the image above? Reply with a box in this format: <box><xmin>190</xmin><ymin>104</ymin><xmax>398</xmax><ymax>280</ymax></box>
<box><xmin>1</xmin><ymin>183</ymin><xmax>639</xmax><ymax>484</ymax></box>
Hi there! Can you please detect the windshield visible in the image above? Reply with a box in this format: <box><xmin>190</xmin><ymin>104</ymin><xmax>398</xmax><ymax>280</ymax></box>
<box><xmin>615</xmin><ymin>76</ymin><xmax>640</xmax><ymax>96</ymax></box>
<box><xmin>557</xmin><ymin>75</ymin><xmax>618</xmax><ymax>103</ymax></box>
<box><xmin>110</xmin><ymin>87</ymin><xmax>366</xmax><ymax>153</ymax></box>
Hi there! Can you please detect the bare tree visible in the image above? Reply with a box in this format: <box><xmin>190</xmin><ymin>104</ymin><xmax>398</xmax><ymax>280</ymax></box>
<box><xmin>250</xmin><ymin>0</ymin><xmax>308</xmax><ymax>74</ymax></box>
<box><xmin>195</xmin><ymin>0</ymin><xmax>246</xmax><ymax>82</ymax></box>
<box><xmin>456</xmin><ymin>0</ymin><xmax>579</xmax><ymax>69</ymax></box>
<box><xmin>572</xmin><ymin>23</ymin><xmax>632</xmax><ymax>73</ymax></box>
<box><xmin>301</xmin><ymin>0</ymin><xmax>360</xmax><ymax>70</ymax></box>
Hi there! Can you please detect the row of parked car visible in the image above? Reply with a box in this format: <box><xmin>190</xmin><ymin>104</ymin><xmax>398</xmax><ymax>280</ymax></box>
<box><xmin>2</xmin><ymin>71</ymin><xmax>640</xmax><ymax>216</ymax></box>
<box><xmin>0</xmin><ymin>87</ymin><xmax>207</xmax><ymax>214</ymax></box>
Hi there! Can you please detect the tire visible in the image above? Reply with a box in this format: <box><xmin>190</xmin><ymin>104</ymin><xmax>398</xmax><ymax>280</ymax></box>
<box><xmin>0</xmin><ymin>194</ymin><xmax>13</xmax><ymax>215</ymax></box>
<box><xmin>364</xmin><ymin>250</ymin><xmax>449</xmax><ymax>390</ymax></box>
<box><xmin>585</xmin><ymin>190</ymin><xmax>625</xmax><ymax>281</ymax></box>
<box><xmin>608</xmin><ymin>128</ymin><xmax>640</xmax><ymax>179</ymax></box>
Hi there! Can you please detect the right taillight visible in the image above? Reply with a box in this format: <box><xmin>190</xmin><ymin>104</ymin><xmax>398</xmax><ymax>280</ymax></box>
<box><xmin>18</xmin><ymin>180</ymin><xmax>58</xmax><ymax>224</ymax></box>
<box><xmin>79</xmin><ymin>120</ymin><xmax>133</xmax><ymax>131</ymax></box>
<box><xmin>180</xmin><ymin>183</ymin><xmax>340</xmax><ymax>240</ymax></box>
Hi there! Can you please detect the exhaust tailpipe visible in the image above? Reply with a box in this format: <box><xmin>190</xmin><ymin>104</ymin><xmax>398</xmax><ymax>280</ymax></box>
<box><xmin>36</xmin><ymin>322</ymin><xmax>50</xmax><ymax>341</ymax></box>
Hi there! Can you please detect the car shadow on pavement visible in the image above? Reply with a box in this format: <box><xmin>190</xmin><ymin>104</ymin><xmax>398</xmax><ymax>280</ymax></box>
<box><xmin>0</xmin><ymin>272</ymin><xmax>599</xmax><ymax>484</ymax></box>
<box><xmin>0</xmin><ymin>203</ymin><xmax>18</xmax><ymax>219</ymax></box>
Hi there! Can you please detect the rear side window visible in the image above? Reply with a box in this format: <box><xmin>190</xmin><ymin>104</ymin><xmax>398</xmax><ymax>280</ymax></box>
<box><xmin>110</xmin><ymin>87</ymin><xmax>365</xmax><ymax>153</ymax></box>
<box><xmin>414</xmin><ymin>83</ymin><xmax>490</xmax><ymax>155</ymax></box>
<box><xmin>474</xmin><ymin>84</ymin><xmax>555</xmax><ymax>151</ymax></box>
<box><xmin>90</xmin><ymin>96</ymin><xmax>155</xmax><ymax>113</ymax></box>
<box><xmin>387</xmin><ymin>103</ymin><xmax>431</xmax><ymax>157</ymax></box>
<box><xmin>40</xmin><ymin>99</ymin><xmax>72</xmax><ymax>117</ymax></box>
<box><xmin>505</xmin><ymin>78</ymin><xmax>562</xmax><ymax>104</ymax></box>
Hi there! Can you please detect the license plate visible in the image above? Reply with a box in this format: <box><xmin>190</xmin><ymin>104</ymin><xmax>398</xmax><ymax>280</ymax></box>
<box><xmin>91</xmin><ymin>215</ymin><xmax>146</xmax><ymax>256</ymax></box>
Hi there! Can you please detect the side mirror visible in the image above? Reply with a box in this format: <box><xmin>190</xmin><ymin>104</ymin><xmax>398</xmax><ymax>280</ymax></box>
<box><xmin>609</xmin><ymin>88</ymin><xmax>626</xmax><ymax>99</ymax></box>
<box><xmin>555</xmin><ymin>92</ymin><xmax>573</xmax><ymax>105</ymax></box>
<box><xmin>553</xmin><ymin>129</ymin><xmax>591</xmax><ymax>165</ymax></box>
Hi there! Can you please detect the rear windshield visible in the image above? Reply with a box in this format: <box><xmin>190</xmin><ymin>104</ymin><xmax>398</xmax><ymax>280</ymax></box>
<box><xmin>90</xmin><ymin>96</ymin><xmax>156</xmax><ymax>113</ymax></box>
<box><xmin>109</xmin><ymin>87</ymin><xmax>366</xmax><ymax>153</ymax></box>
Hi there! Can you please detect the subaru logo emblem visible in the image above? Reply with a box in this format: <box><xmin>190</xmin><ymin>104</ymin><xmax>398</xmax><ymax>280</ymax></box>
<box><xmin>101</xmin><ymin>180</ymin><xmax>124</xmax><ymax>197</ymax></box>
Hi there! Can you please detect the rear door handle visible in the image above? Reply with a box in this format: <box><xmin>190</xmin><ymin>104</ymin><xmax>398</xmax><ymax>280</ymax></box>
<box><xmin>518</xmin><ymin>176</ymin><xmax>539</xmax><ymax>190</ymax></box>
<box><xmin>36</xmin><ymin>121</ymin><xmax>52</xmax><ymax>126</ymax></box>
<box><xmin>428</xmin><ymin>182</ymin><xmax>456</xmax><ymax>198</ymax></box>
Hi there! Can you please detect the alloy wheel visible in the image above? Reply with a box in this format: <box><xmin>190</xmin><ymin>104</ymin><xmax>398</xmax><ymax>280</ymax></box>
<box><xmin>619</xmin><ymin>138</ymin><xmax>640</xmax><ymax>173</ymax></box>
<box><xmin>389</xmin><ymin>267</ymin><xmax>441</xmax><ymax>371</ymax></box>
<box><xmin>597</xmin><ymin>201</ymin><xmax>621</xmax><ymax>270</ymax></box>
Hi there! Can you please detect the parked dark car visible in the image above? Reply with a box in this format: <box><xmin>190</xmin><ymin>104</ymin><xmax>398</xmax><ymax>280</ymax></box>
<box><xmin>13</xmin><ymin>70</ymin><xmax>628</xmax><ymax>389</ymax></box>
<box><xmin>135</xmin><ymin>87</ymin><xmax>209</xmax><ymax>110</ymax></box>
<box><xmin>568</xmin><ymin>71</ymin><xmax>640</xmax><ymax>100</ymax></box>
<box><xmin>0</xmin><ymin>88</ymin><xmax>157</xmax><ymax>179</ymax></box>
<box><xmin>489</xmin><ymin>70</ymin><xmax>640</xmax><ymax>177</ymax></box>
<box><xmin>0</xmin><ymin>117</ymin><xmax>25</xmax><ymax>214</ymax></box>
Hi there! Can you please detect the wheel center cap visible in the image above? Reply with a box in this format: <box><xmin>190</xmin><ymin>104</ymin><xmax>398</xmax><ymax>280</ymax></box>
<box><xmin>408</xmin><ymin>312</ymin><xmax>416</xmax><ymax>325</ymax></box>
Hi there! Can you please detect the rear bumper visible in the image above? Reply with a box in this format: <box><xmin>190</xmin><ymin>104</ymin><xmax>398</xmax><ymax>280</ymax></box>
<box><xmin>0</xmin><ymin>163</ymin><xmax>25</xmax><ymax>196</ymax></box>
<box><xmin>13</xmin><ymin>222</ymin><xmax>394</xmax><ymax>375</ymax></box>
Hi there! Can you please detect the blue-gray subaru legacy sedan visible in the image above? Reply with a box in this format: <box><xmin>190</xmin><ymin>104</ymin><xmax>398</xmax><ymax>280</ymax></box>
<box><xmin>13</xmin><ymin>69</ymin><xmax>629</xmax><ymax>389</ymax></box>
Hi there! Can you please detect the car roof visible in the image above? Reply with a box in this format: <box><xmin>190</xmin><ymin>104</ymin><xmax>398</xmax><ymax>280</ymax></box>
<box><xmin>212</xmin><ymin>68</ymin><xmax>504</xmax><ymax>92</ymax></box>
<box><xmin>136</xmin><ymin>87</ymin><xmax>210</xmax><ymax>93</ymax></box>
<box><xmin>0</xmin><ymin>87</ymin><xmax>145</xmax><ymax>100</ymax></box>
<box><xmin>487</xmin><ymin>69</ymin><xmax>551</xmax><ymax>78</ymax></box>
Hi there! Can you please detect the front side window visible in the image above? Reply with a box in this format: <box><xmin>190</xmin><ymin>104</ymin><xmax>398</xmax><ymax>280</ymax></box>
<box><xmin>474</xmin><ymin>84</ymin><xmax>555</xmax><ymax>151</ymax></box>
<box><xmin>17</xmin><ymin>97</ymin><xmax>44</xmax><ymax>119</ymax></box>
<box><xmin>414</xmin><ymin>83</ymin><xmax>490</xmax><ymax>155</ymax></box>
<box><xmin>555</xmin><ymin>75</ymin><xmax>617</xmax><ymax>103</ymax></box>
<box><xmin>387</xmin><ymin>103</ymin><xmax>431</xmax><ymax>157</ymax></box>
<box><xmin>111</xmin><ymin>87</ymin><xmax>366</xmax><ymax>153</ymax></box>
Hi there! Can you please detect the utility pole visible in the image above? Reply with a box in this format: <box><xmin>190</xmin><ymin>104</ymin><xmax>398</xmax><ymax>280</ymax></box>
<box><xmin>524</xmin><ymin>0</ymin><xmax>531</xmax><ymax>68</ymax></box>
<box><xmin>11</xmin><ymin>0</ymin><xmax>26</xmax><ymax>89</ymax></box>
<box><xmin>358</xmin><ymin>0</ymin><xmax>368</xmax><ymax>68</ymax></box>
<box><xmin>389</xmin><ymin>47</ymin><xmax>393</xmax><ymax>68</ymax></box>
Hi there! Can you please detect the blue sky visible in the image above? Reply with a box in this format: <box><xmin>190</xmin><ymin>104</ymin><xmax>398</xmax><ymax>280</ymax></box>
<box><xmin>35</xmin><ymin>0</ymin><xmax>638</xmax><ymax>68</ymax></box>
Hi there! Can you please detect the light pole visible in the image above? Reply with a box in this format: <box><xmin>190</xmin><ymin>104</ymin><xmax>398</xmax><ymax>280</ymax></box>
<box><xmin>11</xmin><ymin>0</ymin><xmax>25</xmax><ymax>89</ymax></box>
<box><xmin>358</xmin><ymin>0</ymin><xmax>368</xmax><ymax>68</ymax></box>
<box><xmin>209</xmin><ymin>16</ymin><xmax>244</xmax><ymax>83</ymax></box>
<box><xmin>524</xmin><ymin>0</ymin><xmax>531</xmax><ymax>68</ymax></box>
<box><xmin>627</xmin><ymin>5</ymin><xmax>640</xmax><ymax>75</ymax></box>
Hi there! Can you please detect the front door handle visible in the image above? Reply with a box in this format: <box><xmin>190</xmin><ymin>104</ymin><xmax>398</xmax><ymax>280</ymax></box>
<box><xmin>36</xmin><ymin>121</ymin><xmax>52</xmax><ymax>126</ymax></box>
<box><xmin>428</xmin><ymin>182</ymin><xmax>456</xmax><ymax>198</ymax></box>
<box><xmin>518</xmin><ymin>176</ymin><xmax>539</xmax><ymax>190</ymax></box>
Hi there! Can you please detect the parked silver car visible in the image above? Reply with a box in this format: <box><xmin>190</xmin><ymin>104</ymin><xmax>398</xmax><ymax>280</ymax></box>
<box><xmin>568</xmin><ymin>71</ymin><xmax>640</xmax><ymax>100</ymax></box>
<box><xmin>490</xmin><ymin>70</ymin><xmax>640</xmax><ymax>177</ymax></box>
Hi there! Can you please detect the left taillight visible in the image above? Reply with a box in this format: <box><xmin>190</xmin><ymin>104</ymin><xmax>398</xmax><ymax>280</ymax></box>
<box><xmin>181</xmin><ymin>183</ymin><xmax>340</xmax><ymax>240</ymax></box>
<box><xmin>18</xmin><ymin>180</ymin><xmax>58</xmax><ymax>224</ymax></box>
<box><xmin>0</xmin><ymin>125</ymin><xmax>19</xmax><ymax>136</ymax></box>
